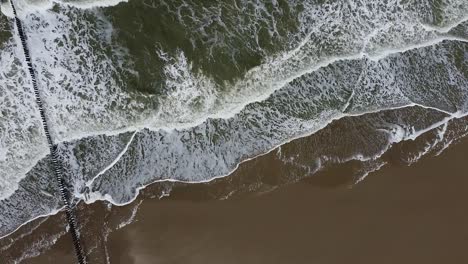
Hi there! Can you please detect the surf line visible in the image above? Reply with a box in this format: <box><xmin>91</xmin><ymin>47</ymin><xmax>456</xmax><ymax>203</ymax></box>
<box><xmin>10</xmin><ymin>2</ymin><xmax>87</xmax><ymax>264</ymax></box>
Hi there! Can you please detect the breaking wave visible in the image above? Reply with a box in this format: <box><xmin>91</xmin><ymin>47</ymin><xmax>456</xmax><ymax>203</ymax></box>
<box><xmin>0</xmin><ymin>0</ymin><xmax>468</xmax><ymax>238</ymax></box>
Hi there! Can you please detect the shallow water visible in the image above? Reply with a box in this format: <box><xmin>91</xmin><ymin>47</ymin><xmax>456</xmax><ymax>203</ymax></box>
<box><xmin>2</xmin><ymin>111</ymin><xmax>468</xmax><ymax>263</ymax></box>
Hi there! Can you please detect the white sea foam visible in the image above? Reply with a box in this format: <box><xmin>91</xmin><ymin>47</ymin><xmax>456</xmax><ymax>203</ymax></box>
<box><xmin>9</xmin><ymin>0</ymin><xmax>468</xmax><ymax>143</ymax></box>
<box><xmin>1</xmin><ymin>0</ymin><xmax>468</xmax><ymax>239</ymax></box>
<box><xmin>84</xmin><ymin>131</ymin><xmax>138</xmax><ymax>190</ymax></box>
<box><xmin>81</xmin><ymin>33</ymin><xmax>467</xmax><ymax>205</ymax></box>
<box><xmin>79</xmin><ymin>107</ymin><xmax>468</xmax><ymax>207</ymax></box>
<box><xmin>0</xmin><ymin>34</ymin><xmax>48</xmax><ymax>200</ymax></box>
<box><xmin>2</xmin><ymin>35</ymin><xmax>467</xmax><ymax>201</ymax></box>
<box><xmin>0</xmin><ymin>0</ymin><xmax>127</xmax><ymax>17</ymax></box>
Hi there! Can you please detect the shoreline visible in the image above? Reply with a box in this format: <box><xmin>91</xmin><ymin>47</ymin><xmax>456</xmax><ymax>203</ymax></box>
<box><xmin>105</xmin><ymin>132</ymin><xmax>468</xmax><ymax>264</ymax></box>
<box><xmin>1</xmin><ymin>104</ymin><xmax>462</xmax><ymax>241</ymax></box>
<box><xmin>1</xmin><ymin>112</ymin><xmax>468</xmax><ymax>263</ymax></box>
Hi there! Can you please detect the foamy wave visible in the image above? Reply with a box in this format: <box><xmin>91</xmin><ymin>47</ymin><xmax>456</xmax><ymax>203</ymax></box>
<box><xmin>11</xmin><ymin>0</ymin><xmax>468</xmax><ymax>145</ymax></box>
<box><xmin>68</xmin><ymin>39</ymin><xmax>468</xmax><ymax>206</ymax></box>
<box><xmin>0</xmin><ymin>0</ymin><xmax>127</xmax><ymax>17</ymax></box>
<box><xmin>1</xmin><ymin>0</ymin><xmax>468</xmax><ymax>238</ymax></box>
<box><xmin>0</xmin><ymin>36</ymin><xmax>48</xmax><ymax>200</ymax></box>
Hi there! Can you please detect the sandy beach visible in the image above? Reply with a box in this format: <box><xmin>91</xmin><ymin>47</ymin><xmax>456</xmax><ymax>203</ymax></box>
<box><xmin>4</xmin><ymin>127</ymin><xmax>466</xmax><ymax>263</ymax></box>
<box><xmin>105</xmin><ymin>136</ymin><xmax>468</xmax><ymax>264</ymax></box>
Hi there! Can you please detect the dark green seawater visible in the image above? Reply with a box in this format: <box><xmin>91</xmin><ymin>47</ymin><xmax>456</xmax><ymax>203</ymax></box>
<box><xmin>0</xmin><ymin>13</ymin><xmax>11</xmax><ymax>48</ymax></box>
<box><xmin>104</xmin><ymin>0</ymin><xmax>300</xmax><ymax>94</ymax></box>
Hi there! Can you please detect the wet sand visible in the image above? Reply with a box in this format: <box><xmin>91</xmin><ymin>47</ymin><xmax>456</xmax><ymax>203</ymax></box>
<box><xmin>103</xmin><ymin>137</ymin><xmax>468</xmax><ymax>264</ymax></box>
<box><xmin>1</xmin><ymin>114</ymin><xmax>466</xmax><ymax>263</ymax></box>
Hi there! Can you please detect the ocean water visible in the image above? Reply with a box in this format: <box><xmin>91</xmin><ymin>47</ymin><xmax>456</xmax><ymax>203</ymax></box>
<box><xmin>0</xmin><ymin>0</ymin><xmax>467</xmax><ymax>240</ymax></box>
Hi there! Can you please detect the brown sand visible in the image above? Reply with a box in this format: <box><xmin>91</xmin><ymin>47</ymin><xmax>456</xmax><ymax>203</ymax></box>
<box><xmin>6</xmin><ymin>131</ymin><xmax>468</xmax><ymax>264</ymax></box>
<box><xmin>101</xmin><ymin>137</ymin><xmax>468</xmax><ymax>264</ymax></box>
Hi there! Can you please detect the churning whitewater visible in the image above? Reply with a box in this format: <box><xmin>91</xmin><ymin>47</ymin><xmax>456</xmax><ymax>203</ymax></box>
<box><xmin>0</xmin><ymin>0</ymin><xmax>467</xmax><ymax>237</ymax></box>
